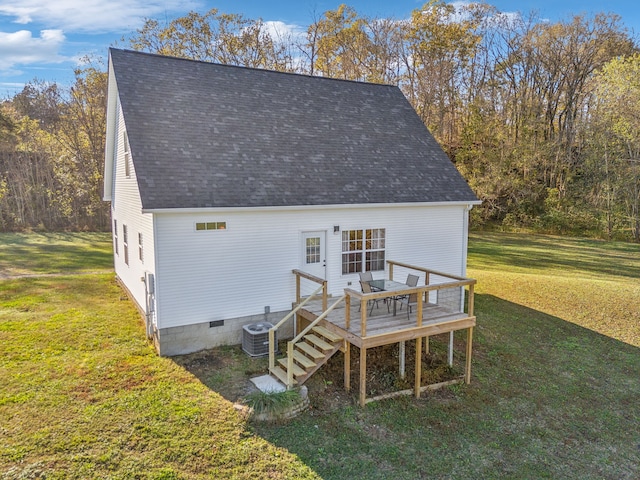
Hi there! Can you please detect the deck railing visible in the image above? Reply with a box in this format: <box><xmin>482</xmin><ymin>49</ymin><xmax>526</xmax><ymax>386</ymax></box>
<box><xmin>282</xmin><ymin>294</ymin><xmax>346</xmax><ymax>388</ymax></box>
<box><xmin>268</xmin><ymin>269</ymin><xmax>329</xmax><ymax>377</ymax></box>
<box><xmin>343</xmin><ymin>262</ymin><xmax>476</xmax><ymax>338</ymax></box>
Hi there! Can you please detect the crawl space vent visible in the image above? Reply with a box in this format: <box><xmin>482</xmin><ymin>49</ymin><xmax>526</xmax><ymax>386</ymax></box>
<box><xmin>242</xmin><ymin>322</ymin><xmax>275</xmax><ymax>357</ymax></box>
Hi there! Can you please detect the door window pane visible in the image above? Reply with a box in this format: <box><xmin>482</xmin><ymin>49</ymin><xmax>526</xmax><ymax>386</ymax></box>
<box><xmin>306</xmin><ymin>237</ymin><xmax>321</xmax><ymax>264</ymax></box>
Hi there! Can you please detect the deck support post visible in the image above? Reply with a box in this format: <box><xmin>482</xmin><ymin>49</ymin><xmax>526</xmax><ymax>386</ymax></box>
<box><xmin>359</xmin><ymin>347</ymin><xmax>367</xmax><ymax>407</ymax></box>
<box><xmin>414</xmin><ymin>337</ymin><xmax>422</xmax><ymax>398</ymax></box>
<box><xmin>465</xmin><ymin>327</ymin><xmax>474</xmax><ymax>384</ymax></box>
<box><xmin>399</xmin><ymin>341</ymin><xmax>405</xmax><ymax>379</ymax></box>
<box><xmin>448</xmin><ymin>331</ymin><xmax>454</xmax><ymax>366</ymax></box>
<box><xmin>322</xmin><ymin>281</ymin><xmax>328</xmax><ymax>312</ymax></box>
<box><xmin>464</xmin><ymin>284</ymin><xmax>475</xmax><ymax>375</ymax></box>
<box><xmin>344</xmin><ymin>342</ymin><xmax>351</xmax><ymax>391</ymax></box>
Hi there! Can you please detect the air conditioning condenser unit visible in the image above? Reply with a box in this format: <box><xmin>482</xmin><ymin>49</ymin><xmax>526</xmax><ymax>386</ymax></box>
<box><xmin>242</xmin><ymin>322</ymin><xmax>275</xmax><ymax>357</ymax></box>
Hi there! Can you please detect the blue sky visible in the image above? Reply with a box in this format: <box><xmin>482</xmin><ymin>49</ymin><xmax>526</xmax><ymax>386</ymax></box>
<box><xmin>1</xmin><ymin>0</ymin><xmax>638</xmax><ymax>98</ymax></box>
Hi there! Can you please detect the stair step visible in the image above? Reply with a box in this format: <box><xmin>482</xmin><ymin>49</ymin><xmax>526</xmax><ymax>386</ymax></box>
<box><xmin>312</xmin><ymin>325</ymin><xmax>342</xmax><ymax>343</ymax></box>
<box><xmin>293</xmin><ymin>350</ymin><xmax>316</xmax><ymax>370</ymax></box>
<box><xmin>296</xmin><ymin>341</ymin><xmax>325</xmax><ymax>360</ymax></box>
<box><xmin>270</xmin><ymin>366</ymin><xmax>297</xmax><ymax>386</ymax></box>
<box><xmin>305</xmin><ymin>334</ymin><xmax>334</xmax><ymax>352</ymax></box>
<box><xmin>278</xmin><ymin>358</ymin><xmax>306</xmax><ymax>377</ymax></box>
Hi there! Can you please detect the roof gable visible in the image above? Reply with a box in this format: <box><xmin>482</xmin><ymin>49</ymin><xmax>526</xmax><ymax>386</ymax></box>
<box><xmin>108</xmin><ymin>48</ymin><xmax>478</xmax><ymax>210</ymax></box>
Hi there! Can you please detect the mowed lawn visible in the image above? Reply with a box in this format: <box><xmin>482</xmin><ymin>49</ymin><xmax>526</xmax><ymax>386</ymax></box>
<box><xmin>0</xmin><ymin>234</ymin><xmax>319</xmax><ymax>479</ymax></box>
<box><xmin>1</xmin><ymin>232</ymin><xmax>639</xmax><ymax>479</ymax></box>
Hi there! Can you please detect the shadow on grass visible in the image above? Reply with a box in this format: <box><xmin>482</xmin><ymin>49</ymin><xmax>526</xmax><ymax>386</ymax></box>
<box><xmin>172</xmin><ymin>344</ymin><xmax>271</xmax><ymax>404</ymax></box>
<box><xmin>235</xmin><ymin>293</ymin><xmax>640</xmax><ymax>480</ymax></box>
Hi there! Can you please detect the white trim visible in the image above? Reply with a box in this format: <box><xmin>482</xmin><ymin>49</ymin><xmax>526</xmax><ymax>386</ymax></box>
<box><xmin>103</xmin><ymin>56</ymin><xmax>119</xmax><ymax>202</ymax></box>
<box><xmin>142</xmin><ymin>200</ymin><xmax>482</xmax><ymax>215</ymax></box>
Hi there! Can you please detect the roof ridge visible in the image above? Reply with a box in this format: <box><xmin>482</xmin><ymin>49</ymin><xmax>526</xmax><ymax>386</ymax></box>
<box><xmin>109</xmin><ymin>47</ymin><xmax>397</xmax><ymax>89</ymax></box>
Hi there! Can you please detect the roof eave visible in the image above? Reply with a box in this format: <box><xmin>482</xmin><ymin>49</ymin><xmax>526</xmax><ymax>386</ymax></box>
<box><xmin>142</xmin><ymin>200</ymin><xmax>482</xmax><ymax>215</ymax></box>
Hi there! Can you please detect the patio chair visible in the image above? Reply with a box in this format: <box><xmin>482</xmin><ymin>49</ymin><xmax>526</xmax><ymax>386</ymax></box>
<box><xmin>406</xmin><ymin>274</ymin><xmax>419</xmax><ymax>287</ymax></box>
<box><xmin>359</xmin><ymin>271</ymin><xmax>373</xmax><ymax>283</ymax></box>
<box><xmin>359</xmin><ymin>280</ymin><xmax>382</xmax><ymax>315</ymax></box>
<box><xmin>396</xmin><ymin>274</ymin><xmax>420</xmax><ymax>308</ymax></box>
<box><xmin>396</xmin><ymin>291</ymin><xmax>418</xmax><ymax>320</ymax></box>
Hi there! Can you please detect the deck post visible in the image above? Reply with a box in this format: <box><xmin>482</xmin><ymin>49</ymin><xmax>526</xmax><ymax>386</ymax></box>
<box><xmin>414</xmin><ymin>337</ymin><xmax>422</xmax><ymax>398</ymax></box>
<box><xmin>448</xmin><ymin>332</ymin><xmax>454</xmax><ymax>366</ymax></box>
<box><xmin>344</xmin><ymin>342</ymin><xmax>351</xmax><ymax>391</ymax></box>
<box><xmin>399</xmin><ymin>341</ymin><xmax>405</xmax><ymax>379</ymax></box>
<box><xmin>295</xmin><ymin>274</ymin><xmax>301</xmax><ymax>335</ymax></box>
<box><xmin>295</xmin><ymin>273</ymin><xmax>301</xmax><ymax>304</ymax></box>
<box><xmin>465</xmin><ymin>327</ymin><xmax>474</xmax><ymax>384</ymax></box>
<box><xmin>359</xmin><ymin>346</ymin><xmax>367</xmax><ymax>407</ymax></box>
<box><xmin>268</xmin><ymin>328</ymin><xmax>275</xmax><ymax>371</ymax></box>
<box><xmin>287</xmin><ymin>341</ymin><xmax>294</xmax><ymax>389</ymax></box>
<box><xmin>345</xmin><ymin>293</ymin><xmax>351</xmax><ymax>330</ymax></box>
<box><xmin>322</xmin><ymin>281</ymin><xmax>328</xmax><ymax>312</ymax></box>
<box><xmin>416</xmin><ymin>288</ymin><xmax>423</xmax><ymax>327</ymax></box>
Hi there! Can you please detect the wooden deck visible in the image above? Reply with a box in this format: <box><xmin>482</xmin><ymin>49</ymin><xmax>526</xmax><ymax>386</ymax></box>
<box><xmin>272</xmin><ymin>261</ymin><xmax>477</xmax><ymax>406</ymax></box>
<box><xmin>299</xmin><ymin>297</ymin><xmax>475</xmax><ymax>349</ymax></box>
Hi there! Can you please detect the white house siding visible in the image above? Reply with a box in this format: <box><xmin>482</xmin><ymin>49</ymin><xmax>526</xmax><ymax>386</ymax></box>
<box><xmin>111</xmin><ymin>100</ymin><xmax>156</xmax><ymax>322</ymax></box>
<box><xmin>152</xmin><ymin>203</ymin><xmax>469</xmax><ymax>350</ymax></box>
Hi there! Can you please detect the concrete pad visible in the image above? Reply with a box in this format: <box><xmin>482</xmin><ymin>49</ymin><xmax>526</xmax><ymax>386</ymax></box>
<box><xmin>250</xmin><ymin>374</ymin><xmax>286</xmax><ymax>393</ymax></box>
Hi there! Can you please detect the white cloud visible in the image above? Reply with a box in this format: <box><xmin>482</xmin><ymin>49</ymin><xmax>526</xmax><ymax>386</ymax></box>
<box><xmin>263</xmin><ymin>20</ymin><xmax>305</xmax><ymax>42</ymax></box>
<box><xmin>444</xmin><ymin>1</ymin><xmax>524</xmax><ymax>28</ymax></box>
<box><xmin>0</xmin><ymin>0</ymin><xmax>201</xmax><ymax>33</ymax></box>
<box><xmin>0</xmin><ymin>29</ymin><xmax>65</xmax><ymax>71</ymax></box>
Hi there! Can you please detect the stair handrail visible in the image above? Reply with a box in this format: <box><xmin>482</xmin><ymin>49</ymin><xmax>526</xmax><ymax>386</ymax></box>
<box><xmin>269</xmin><ymin>282</ymin><xmax>325</xmax><ymax>372</ymax></box>
<box><xmin>285</xmin><ymin>294</ymin><xmax>346</xmax><ymax>388</ymax></box>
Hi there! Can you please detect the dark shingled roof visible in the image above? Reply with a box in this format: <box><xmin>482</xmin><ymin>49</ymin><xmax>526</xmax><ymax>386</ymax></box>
<box><xmin>109</xmin><ymin>48</ymin><xmax>478</xmax><ymax>210</ymax></box>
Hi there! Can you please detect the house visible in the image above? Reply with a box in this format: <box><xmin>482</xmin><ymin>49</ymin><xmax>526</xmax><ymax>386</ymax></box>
<box><xmin>103</xmin><ymin>48</ymin><xmax>480</xmax><ymax>357</ymax></box>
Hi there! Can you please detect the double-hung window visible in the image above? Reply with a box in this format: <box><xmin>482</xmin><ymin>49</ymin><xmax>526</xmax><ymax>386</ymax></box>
<box><xmin>123</xmin><ymin>224</ymin><xmax>129</xmax><ymax>266</ymax></box>
<box><xmin>123</xmin><ymin>131</ymin><xmax>131</xmax><ymax>178</ymax></box>
<box><xmin>341</xmin><ymin>228</ymin><xmax>385</xmax><ymax>274</ymax></box>
<box><xmin>138</xmin><ymin>232</ymin><xmax>144</xmax><ymax>263</ymax></box>
<box><xmin>113</xmin><ymin>219</ymin><xmax>118</xmax><ymax>255</ymax></box>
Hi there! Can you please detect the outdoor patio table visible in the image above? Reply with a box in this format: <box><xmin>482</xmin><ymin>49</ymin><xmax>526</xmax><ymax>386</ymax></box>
<box><xmin>368</xmin><ymin>279</ymin><xmax>409</xmax><ymax>315</ymax></box>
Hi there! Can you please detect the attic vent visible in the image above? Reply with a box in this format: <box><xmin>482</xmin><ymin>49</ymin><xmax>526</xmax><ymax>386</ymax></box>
<box><xmin>242</xmin><ymin>322</ymin><xmax>274</xmax><ymax>357</ymax></box>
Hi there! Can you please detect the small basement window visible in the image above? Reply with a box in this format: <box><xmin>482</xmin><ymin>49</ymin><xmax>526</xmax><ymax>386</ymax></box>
<box><xmin>195</xmin><ymin>222</ymin><xmax>227</xmax><ymax>231</ymax></box>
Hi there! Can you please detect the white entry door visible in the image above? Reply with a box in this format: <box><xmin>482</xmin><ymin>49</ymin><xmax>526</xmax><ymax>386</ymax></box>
<box><xmin>301</xmin><ymin>231</ymin><xmax>326</xmax><ymax>291</ymax></box>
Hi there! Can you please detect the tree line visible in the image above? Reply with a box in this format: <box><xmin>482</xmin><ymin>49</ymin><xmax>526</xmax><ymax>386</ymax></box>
<box><xmin>1</xmin><ymin>1</ymin><xmax>639</xmax><ymax>240</ymax></box>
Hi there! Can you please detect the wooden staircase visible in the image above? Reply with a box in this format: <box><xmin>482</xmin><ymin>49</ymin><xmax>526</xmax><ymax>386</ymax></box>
<box><xmin>270</xmin><ymin>325</ymin><xmax>343</xmax><ymax>387</ymax></box>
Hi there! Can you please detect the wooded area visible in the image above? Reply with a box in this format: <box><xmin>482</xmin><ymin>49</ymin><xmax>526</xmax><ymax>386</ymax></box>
<box><xmin>1</xmin><ymin>1</ymin><xmax>639</xmax><ymax>240</ymax></box>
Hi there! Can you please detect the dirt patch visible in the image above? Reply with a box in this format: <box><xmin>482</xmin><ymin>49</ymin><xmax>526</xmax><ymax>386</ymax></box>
<box><xmin>173</xmin><ymin>335</ymin><xmax>463</xmax><ymax>409</ymax></box>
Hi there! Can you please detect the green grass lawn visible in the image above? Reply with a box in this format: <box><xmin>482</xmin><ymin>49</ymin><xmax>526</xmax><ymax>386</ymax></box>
<box><xmin>1</xmin><ymin>232</ymin><xmax>639</xmax><ymax>479</ymax></box>
<box><xmin>0</xmin><ymin>232</ymin><xmax>113</xmax><ymax>277</ymax></box>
